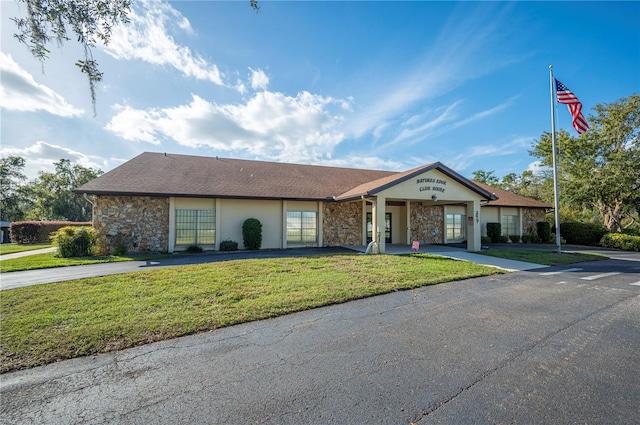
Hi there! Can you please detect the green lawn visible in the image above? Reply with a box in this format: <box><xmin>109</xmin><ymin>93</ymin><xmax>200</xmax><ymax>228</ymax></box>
<box><xmin>0</xmin><ymin>251</ymin><xmax>175</xmax><ymax>273</ymax></box>
<box><xmin>1</xmin><ymin>253</ymin><xmax>504</xmax><ymax>373</ymax></box>
<box><xmin>0</xmin><ymin>243</ymin><xmax>53</xmax><ymax>255</ymax></box>
<box><xmin>477</xmin><ymin>248</ymin><xmax>606</xmax><ymax>265</ymax></box>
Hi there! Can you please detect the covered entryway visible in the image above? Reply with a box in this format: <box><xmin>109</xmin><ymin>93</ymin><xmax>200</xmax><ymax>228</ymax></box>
<box><xmin>333</xmin><ymin>162</ymin><xmax>496</xmax><ymax>253</ymax></box>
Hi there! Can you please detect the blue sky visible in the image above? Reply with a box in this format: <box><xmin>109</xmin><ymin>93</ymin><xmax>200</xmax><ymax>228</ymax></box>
<box><xmin>1</xmin><ymin>1</ymin><xmax>639</xmax><ymax>181</ymax></box>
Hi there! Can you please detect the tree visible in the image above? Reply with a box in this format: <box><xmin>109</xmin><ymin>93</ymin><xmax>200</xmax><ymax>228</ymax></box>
<box><xmin>12</xmin><ymin>0</ymin><xmax>260</xmax><ymax>116</ymax></box>
<box><xmin>531</xmin><ymin>95</ymin><xmax>640</xmax><ymax>232</ymax></box>
<box><xmin>471</xmin><ymin>169</ymin><xmax>500</xmax><ymax>186</ymax></box>
<box><xmin>23</xmin><ymin>159</ymin><xmax>103</xmax><ymax>221</ymax></box>
<box><xmin>0</xmin><ymin>156</ymin><xmax>28</xmax><ymax>222</ymax></box>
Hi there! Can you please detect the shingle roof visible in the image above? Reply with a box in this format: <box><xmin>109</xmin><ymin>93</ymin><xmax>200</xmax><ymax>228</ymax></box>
<box><xmin>75</xmin><ymin>152</ymin><xmax>395</xmax><ymax>200</ymax></box>
<box><xmin>473</xmin><ymin>181</ymin><xmax>552</xmax><ymax>208</ymax></box>
<box><xmin>75</xmin><ymin>152</ymin><xmax>547</xmax><ymax>209</ymax></box>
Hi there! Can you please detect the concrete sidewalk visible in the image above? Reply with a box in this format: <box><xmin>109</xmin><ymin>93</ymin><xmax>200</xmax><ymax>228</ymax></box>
<box><xmin>346</xmin><ymin>244</ymin><xmax>547</xmax><ymax>272</ymax></box>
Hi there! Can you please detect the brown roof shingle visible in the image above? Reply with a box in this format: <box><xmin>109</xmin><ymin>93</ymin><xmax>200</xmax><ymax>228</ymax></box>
<box><xmin>473</xmin><ymin>181</ymin><xmax>552</xmax><ymax>208</ymax></box>
<box><xmin>75</xmin><ymin>152</ymin><xmax>395</xmax><ymax>200</ymax></box>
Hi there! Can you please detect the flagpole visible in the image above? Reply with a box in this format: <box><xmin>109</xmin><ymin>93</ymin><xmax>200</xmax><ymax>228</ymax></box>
<box><xmin>549</xmin><ymin>65</ymin><xmax>562</xmax><ymax>254</ymax></box>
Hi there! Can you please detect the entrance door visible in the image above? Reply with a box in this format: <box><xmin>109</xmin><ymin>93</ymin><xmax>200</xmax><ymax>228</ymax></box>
<box><xmin>366</xmin><ymin>212</ymin><xmax>392</xmax><ymax>243</ymax></box>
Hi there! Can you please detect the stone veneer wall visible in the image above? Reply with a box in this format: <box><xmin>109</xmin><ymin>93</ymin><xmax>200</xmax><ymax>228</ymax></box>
<box><xmin>522</xmin><ymin>208</ymin><xmax>547</xmax><ymax>235</ymax></box>
<box><xmin>410</xmin><ymin>203</ymin><xmax>444</xmax><ymax>244</ymax></box>
<box><xmin>93</xmin><ymin>195</ymin><xmax>170</xmax><ymax>254</ymax></box>
<box><xmin>323</xmin><ymin>201</ymin><xmax>363</xmax><ymax>246</ymax></box>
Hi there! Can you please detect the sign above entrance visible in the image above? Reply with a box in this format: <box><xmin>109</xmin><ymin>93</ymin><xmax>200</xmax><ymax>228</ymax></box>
<box><xmin>416</xmin><ymin>177</ymin><xmax>447</xmax><ymax>194</ymax></box>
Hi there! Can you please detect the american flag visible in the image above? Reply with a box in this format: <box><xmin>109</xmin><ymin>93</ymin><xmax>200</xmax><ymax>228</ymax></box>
<box><xmin>555</xmin><ymin>79</ymin><xmax>589</xmax><ymax>134</ymax></box>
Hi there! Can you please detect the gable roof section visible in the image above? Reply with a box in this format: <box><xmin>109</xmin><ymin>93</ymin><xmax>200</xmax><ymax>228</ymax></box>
<box><xmin>473</xmin><ymin>181</ymin><xmax>552</xmax><ymax>209</ymax></box>
<box><xmin>333</xmin><ymin>162</ymin><xmax>496</xmax><ymax>201</ymax></box>
<box><xmin>75</xmin><ymin>152</ymin><xmax>395</xmax><ymax>200</ymax></box>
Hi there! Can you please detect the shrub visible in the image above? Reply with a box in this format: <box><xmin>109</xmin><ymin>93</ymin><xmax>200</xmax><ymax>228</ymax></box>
<box><xmin>242</xmin><ymin>218</ymin><xmax>262</xmax><ymax>250</ymax></box>
<box><xmin>51</xmin><ymin>226</ymin><xmax>96</xmax><ymax>258</ymax></box>
<box><xmin>522</xmin><ymin>234</ymin><xmax>541</xmax><ymax>244</ymax></box>
<box><xmin>9</xmin><ymin>221</ymin><xmax>91</xmax><ymax>244</ymax></box>
<box><xmin>186</xmin><ymin>245</ymin><xmax>203</xmax><ymax>253</ymax></box>
<box><xmin>219</xmin><ymin>239</ymin><xmax>239</xmax><ymax>251</ymax></box>
<box><xmin>558</xmin><ymin>222</ymin><xmax>607</xmax><ymax>246</ymax></box>
<box><xmin>600</xmin><ymin>233</ymin><xmax>640</xmax><ymax>251</ymax></box>
<box><xmin>109</xmin><ymin>232</ymin><xmax>130</xmax><ymax>256</ymax></box>
<box><xmin>509</xmin><ymin>235</ymin><xmax>521</xmax><ymax>243</ymax></box>
<box><xmin>536</xmin><ymin>221</ymin><xmax>551</xmax><ymax>243</ymax></box>
<box><xmin>499</xmin><ymin>235</ymin><xmax>509</xmax><ymax>243</ymax></box>
<box><xmin>481</xmin><ymin>236</ymin><xmax>492</xmax><ymax>244</ymax></box>
<box><xmin>486</xmin><ymin>222</ymin><xmax>501</xmax><ymax>243</ymax></box>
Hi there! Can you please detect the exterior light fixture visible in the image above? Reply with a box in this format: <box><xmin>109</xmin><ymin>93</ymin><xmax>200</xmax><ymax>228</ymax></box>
<box><xmin>432</xmin><ymin>195</ymin><xmax>438</xmax><ymax>202</ymax></box>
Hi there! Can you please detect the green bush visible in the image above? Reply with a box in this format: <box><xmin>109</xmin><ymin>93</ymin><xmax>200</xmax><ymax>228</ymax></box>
<box><xmin>499</xmin><ymin>235</ymin><xmax>509</xmax><ymax>243</ymax></box>
<box><xmin>51</xmin><ymin>226</ymin><xmax>97</xmax><ymax>258</ymax></box>
<box><xmin>242</xmin><ymin>218</ymin><xmax>262</xmax><ymax>250</ymax></box>
<box><xmin>521</xmin><ymin>234</ymin><xmax>541</xmax><ymax>244</ymax></box>
<box><xmin>536</xmin><ymin>221</ymin><xmax>551</xmax><ymax>243</ymax></box>
<box><xmin>486</xmin><ymin>222</ymin><xmax>501</xmax><ymax>243</ymax></box>
<box><xmin>186</xmin><ymin>245</ymin><xmax>203</xmax><ymax>253</ymax></box>
<box><xmin>558</xmin><ymin>222</ymin><xmax>607</xmax><ymax>246</ymax></box>
<box><xmin>481</xmin><ymin>236</ymin><xmax>492</xmax><ymax>244</ymax></box>
<box><xmin>109</xmin><ymin>232</ymin><xmax>129</xmax><ymax>256</ymax></box>
<box><xmin>219</xmin><ymin>239</ymin><xmax>239</xmax><ymax>251</ymax></box>
<box><xmin>509</xmin><ymin>235</ymin><xmax>521</xmax><ymax>243</ymax></box>
<box><xmin>9</xmin><ymin>220</ymin><xmax>91</xmax><ymax>244</ymax></box>
<box><xmin>600</xmin><ymin>233</ymin><xmax>640</xmax><ymax>251</ymax></box>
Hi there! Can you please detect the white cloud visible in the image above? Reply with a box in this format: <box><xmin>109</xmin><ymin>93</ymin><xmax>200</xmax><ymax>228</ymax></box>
<box><xmin>0</xmin><ymin>52</ymin><xmax>83</xmax><ymax>117</ymax></box>
<box><xmin>0</xmin><ymin>141</ymin><xmax>108</xmax><ymax>180</ymax></box>
<box><xmin>105</xmin><ymin>91</ymin><xmax>350</xmax><ymax>164</ymax></box>
<box><xmin>104</xmin><ymin>0</ymin><xmax>224</xmax><ymax>85</ymax></box>
<box><xmin>249</xmin><ymin>68</ymin><xmax>269</xmax><ymax>91</ymax></box>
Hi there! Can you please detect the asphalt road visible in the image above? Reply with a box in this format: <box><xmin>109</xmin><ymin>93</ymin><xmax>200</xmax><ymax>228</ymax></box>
<box><xmin>1</xmin><ymin>254</ymin><xmax>639</xmax><ymax>424</ymax></box>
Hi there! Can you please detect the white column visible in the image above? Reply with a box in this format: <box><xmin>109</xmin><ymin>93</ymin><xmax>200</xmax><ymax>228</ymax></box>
<box><xmin>168</xmin><ymin>197</ymin><xmax>175</xmax><ymax>253</ymax></box>
<box><xmin>466</xmin><ymin>200</ymin><xmax>481</xmax><ymax>251</ymax></box>
<box><xmin>282</xmin><ymin>200</ymin><xmax>288</xmax><ymax>249</ymax></box>
<box><xmin>406</xmin><ymin>200</ymin><xmax>412</xmax><ymax>246</ymax></box>
<box><xmin>376</xmin><ymin>195</ymin><xmax>386</xmax><ymax>254</ymax></box>
<box><xmin>317</xmin><ymin>201</ymin><xmax>323</xmax><ymax>247</ymax></box>
<box><xmin>215</xmin><ymin>198</ymin><xmax>221</xmax><ymax>251</ymax></box>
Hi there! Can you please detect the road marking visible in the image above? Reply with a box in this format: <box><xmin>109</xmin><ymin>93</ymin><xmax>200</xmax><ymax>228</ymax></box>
<box><xmin>630</xmin><ymin>281</ymin><xmax>640</xmax><ymax>286</ymax></box>
<box><xmin>575</xmin><ymin>284</ymin><xmax>587</xmax><ymax>288</ymax></box>
<box><xmin>580</xmin><ymin>272</ymin><xmax>621</xmax><ymax>281</ymax></box>
<box><xmin>554</xmin><ymin>281</ymin><xmax>567</xmax><ymax>285</ymax></box>
<box><xmin>540</xmin><ymin>268</ymin><xmax>583</xmax><ymax>276</ymax></box>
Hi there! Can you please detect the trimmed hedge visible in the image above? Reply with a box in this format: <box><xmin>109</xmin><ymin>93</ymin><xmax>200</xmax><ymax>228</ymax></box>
<box><xmin>486</xmin><ymin>222</ymin><xmax>501</xmax><ymax>243</ymax></box>
<box><xmin>537</xmin><ymin>221</ymin><xmax>551</xmax><ymax>243</ymax></box>
<box><xmin>557</xmin><ymin>222</ymin><xmax>607</xmax><ymax>246</ymax></box>
<box><xmin>219</xmin><ymin>239</ymin><xmax>239</xmax><ymax>251</ymax></box>
<box><xmin>51</xmin><ymin>226</ymin><xmax>97</xmax><ymax>257</ymax></box>
<box><xmin>600</xmin><ymin>233</ymin><xmax>640</xmax><ymax>251</ymax></box>
<box><xmin>9</xmin><ymin>221</ymin><xmax>92</xmax><ymax>244</ymax></box>
<box><xmin>242</xmin><ymin>218</ymin><xmax>262</xmax><ymax>250</ymax></box>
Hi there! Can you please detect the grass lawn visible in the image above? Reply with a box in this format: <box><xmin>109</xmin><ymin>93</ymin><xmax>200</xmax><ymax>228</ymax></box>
<box><xmin>0</xmin><ymin>243</ymin><xmax>53</xmax><ymax>255</ymax></box>
<box><xmin>0</xmin><ymin>251</ymin><xmax>175</xmax><ymax>273</ymax></box>
<box><xmin>0</xmin><ymin>253</ymin><xmax>504</xmax><ymax>373</ymax></box>
<box><xmin>478</xmin><ymin>248</ymin><xmax>606</xmax><ymax>265</ymax></box>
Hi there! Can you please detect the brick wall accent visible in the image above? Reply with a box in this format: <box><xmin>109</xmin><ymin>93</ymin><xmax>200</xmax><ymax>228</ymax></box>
<box><xmin>522</xmin><ymin>208</ymin><xmax>547</xmax><ymax>235</ymax></box>
<box><xmin>323</xmin><ymin>201</ymin><xmax>363</xmax><ymax>246</ymax></box>
<box><xmin>410</xmin><ymin>203</ymin><xmax>444</xmax><ymax>244</ymax></box>
<box><xmin>93</xmin><ymin>195</ymin><xmax>170</xmax><ymax>254</ymax></box>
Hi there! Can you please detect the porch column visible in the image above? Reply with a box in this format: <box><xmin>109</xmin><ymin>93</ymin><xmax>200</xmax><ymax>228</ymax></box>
<box><xmin>466</xmin><ymin>200</ymin><xmax>481</xmax><ymax>251</ymax></box>
<box><xmin>406</xmin><ymin>200</ymin><xmax>412</xmax><ymax>246</ymax></box>
<box><xmin>375</xmin><ymin>195</ymin><xmax>387</xmax><ymax>254</ymax></box>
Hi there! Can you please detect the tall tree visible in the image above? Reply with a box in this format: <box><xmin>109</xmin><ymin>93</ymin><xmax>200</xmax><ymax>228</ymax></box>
<box><xmin>531</xmin><ymin>95</ymin><xmax>640</xmax><ymax>232</ymax></box>
<box><xmin>471</xmin><ymin>169</ymin><xmax>500</xmax><ymax>186</ymax></box>
<box><xmin>0</xmin><ymin>156</ymin><xmax>28</xmax><ymax>222</ymax></box>
<box><xmin>24</xmin><ymin>159</ymin><xmax>103</xmax><ymax>221</ymax></box>
<box><xmin>12</xmin><ymin>0</ymin><xmax>260</xmax><ymax>116</ymax></box>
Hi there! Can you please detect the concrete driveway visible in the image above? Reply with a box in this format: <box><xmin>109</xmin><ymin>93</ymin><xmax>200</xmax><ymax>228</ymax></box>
<box><xmin>1</xmin><ymin>252</ymin><xmax>638</xmax><ymax>424</ymax></box>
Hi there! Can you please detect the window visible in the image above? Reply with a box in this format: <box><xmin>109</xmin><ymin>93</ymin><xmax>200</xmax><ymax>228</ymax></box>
<box><xmin>502</xmin><ymin>215</ymin><xmax>518</xmax><ymax>236</ymax></box>
<box><xmin>176</xmin><ymin>209</ymin><xmax>215</xmax><ymax>246</ymax></box>
<box><xmin>287</xmin><ymin>211</ymin><xmax>317</xmax><ymax>246</ymax></box>
<box><xmin>446</xmin><ymin>214</ymin><xmax>466</xmax><ymax>242</ymax></box>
